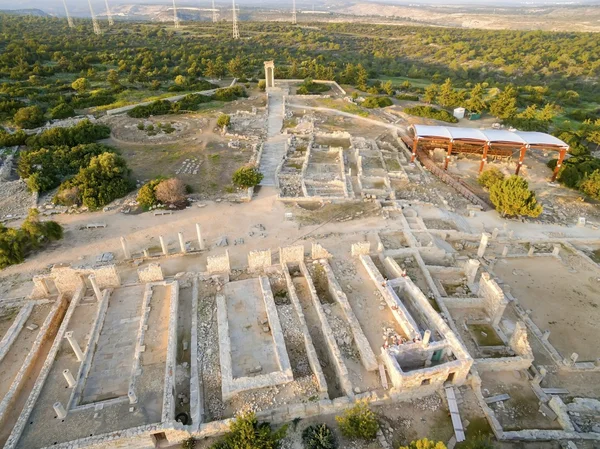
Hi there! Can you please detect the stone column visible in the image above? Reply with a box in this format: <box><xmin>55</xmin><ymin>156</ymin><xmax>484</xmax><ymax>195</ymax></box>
<box><xmin>502</xmin><ymin>246</ymin><xmax>509</xmax><ymax>257</ymax></box>
<box><xmin>196</xmin><ymin>223</ymin><xmax>205</xmax><ymax>250</ymax></box>
<box><xmin>64</xmin><ymin>331</ymin><xmax>84</xmax><ymax>362</ymax></box>
<box><xmin>464</xmin><ymin>259</ymin><xmax>480</xmax><ymax>285</ymax></box>
<box><xmin>422</xmin><ymin>330</ymin><xmax>431</xmax><ymax>347</ymax></box>
<box><xmin>128</xmin><ymin>389</ymin><xmax>138</xmax><ymax>404</ymax></box>
<box><xmin>53</xmin><ymin>402</ymin><xmax>67</xmax><ymax>419</ymax></box>
<box><xmin>120</xmin><ymin>237</ymin><xmax>131</xmax><ymax>259</ymax></box>
<box><xmin>89</xmin><ymin>274</ymin><xmax>102</xmax><ymax>302</ymax></box>
<box><xmin>159</xmin><ymin>235</ymin><xmax>168</xmax><ymax>256</ymax></box>
<box><xmin>178</xmin><ymin>232</ymin><xmax>186</xmax><ymax>254</ymax></box>
<box><xmin>477</xmin><ymin>233</ymin><xmax>491</xmax><ymax>258</ymax></box>
<box><xmin>528</xmin><ymin>245</ymin><xmax>535</xmax><ymax>257</ymax></box>
<box><xmin>552</xmin><ymin>245</ymin><xmax>561</xmax><ymax>257</ymax></box>
<box><xmin>491</xmin><ymin>227</ymin><xmax>499</xmax><ymax>239</ymax></box>
<box><xmin>542</xmin><ymin>330</ymin><xmax>551</xmax><ymax>341</ymax></box>
<box><xmin>533</xmin><ymin>366</ymin><xmax>547</xmax><ymax>385</ymax></box>
<box><xmin>63</xmin><ymin>369</ymin><xmax>77</xmax><ymax>388</ymax></box>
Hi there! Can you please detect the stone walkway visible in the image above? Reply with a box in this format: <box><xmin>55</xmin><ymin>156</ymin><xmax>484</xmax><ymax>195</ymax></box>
<box><xmin>81</xmin><ymin>285</ymin><xmax>144</xmax><ymax>403</ymax></box>
<box><xmin>259</xmin><ymin>88</ymin><xmax>287</xmax><ymax>187</ymax></box>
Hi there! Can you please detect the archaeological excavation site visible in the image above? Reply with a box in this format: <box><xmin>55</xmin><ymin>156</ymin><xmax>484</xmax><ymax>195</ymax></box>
<box><xmin>1</xmin><ymin>64</ymin><xmax>600</xmax><ymax>449</ymax></box>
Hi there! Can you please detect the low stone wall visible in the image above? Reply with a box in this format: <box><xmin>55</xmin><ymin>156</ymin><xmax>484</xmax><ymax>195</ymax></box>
<box><xmin>162</xmin><ymin>281</ymin><xmax>180</xmax><ymax>422</ymax></box>
<box><xmin>320</xmin><ymin>260</ymin><xmax>378</xmax><ymax>371</ymax></box>
<box><xmin>479</xmin><ymin>273</ymin><xmax>508</xmax><ymax>326</ymax></box>
<box><xmin>0</xmin><ymin>302</ymin><xmax>34</xmax><ymax>363</ymax></box>
<box><xmin>279</xmin><ymin>245</ymin><xmax>305</xmax><ymax>265</ymax></box>
<box><xmin>248</xmin><ymin>249</ymin><xmax>272</xmax><ymax>271</ymax></box>
<box><xmin>5</xmin><ymin>285</ymin><xmax>84</xmax><ymax>449</ymax></box>
<box><xmin>311</xmin><ymin>243</ymin><xmax>332</xmax><ymax>260</ymax></box>
<box><xmin>32</xmin><ymin>264</ymin><xmax>121</xmax><ymax>298</ymax></box>
<box><xmin>189</xmin><ymin>276</ymin><xmax>202</xmax><ymax>430</ymax></box>
<box><xmin>137</xmin><ymin>263</ymin><xmax>164</xmax><ymax>283</ymax></box>
<box><xmin>207</xmin><ymin>251</ymin><xmax>231</xmax><ymax>274</ymax></box>
<box><xmin>351</xmin><ymin>241</ymin><xmax>371</xmax><ymax>256</ymax></box>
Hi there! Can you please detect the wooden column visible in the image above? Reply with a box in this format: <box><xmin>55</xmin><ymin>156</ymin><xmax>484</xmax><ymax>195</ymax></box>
<box><xmin>479</xmin><ymin>142</ymin><xmax>490</xmax><ymax>174</ymax></box>
<box><xmin>410</xmin><ymin>137</ymin><xmax>418</xmax><ymax>163</ymax></box>
<box><xmin>551</xmin><ymin>147</ymin><xmax>568</xmax><ymax>182</ymax></box>
<box><xmin>443</xmin><ymin>140</ymin><xmax>453</xmax><ymax>170</ymax></box>
<box><xmin>515</xmin><ymin>145</ymin><xmax>528</xmax><ymax>175</ymax></box>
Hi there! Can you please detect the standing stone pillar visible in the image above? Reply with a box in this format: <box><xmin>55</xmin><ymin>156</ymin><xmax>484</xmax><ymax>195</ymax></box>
<box><xmin>552</xmin><ymin>245</ymin><xmax>561</xmax><ymax>257</ymax></box>
<box><xmin>491</xmin><ymin>228</ymin><xmax>500</xmax><ymax>239</ymax></box>
<box><xmin>64</xmin><ymin>331</ymin><xmax>84</xmax><ymax>362</ymax></box>
<box><xmin>53</xmin><ymin>402</ymin><xmax>68</xmax><ymax>419</ymax></box>
<box><xmin>465</xmin><ymin>259</ymin><xmax>480</xmax><ymax>285</ymax></box>
<box><xmin>63</xmin><ymin>369</ymin><xmax>77</xmax><ymax>388</ymax></box>
<box><xmin>528</xmin><ymin>245</ymin><xmax>535</xmax><ymax>257</ymax></box>
<box><xmin>196</xmin><ymin>223</ymin><xmax>205</xmax><ymax>250</ymax></box>
<box><xmin>159</xmin><ymin>235</ymin><xmax>168</xmax><ymax>256</ymax></box>
<box><xmin>477</xmin><ymin>233</ymin><xmax>491</xmax><ymax>258</ymax></box>
<box><xmin>88</xmin><ymin>274</ymin><xmax>102</xmax><ymax>302</ymax></box>
<box><xmin>128</xmin><ymin>389</ymin><xmax>138</xmax><ymax>404</ymax></box>
<box><xmin>264</xmin><ymin>60</ymin><xmax>275</xmax><ymax>89</ymax></box>
<box><xmin>502</xmin><ymin>246</ymin><xmax>509</xmax><ymax>257</ymax></box>
<box><xmin>120</xmin><ymin>237</ymin><xmax>131</xmax><ymax>259</ymax></box>
<box><xmin>542</xmin><ymin>330</ymin><xmax>551</xmax><ymax>341</ymax></box>
<box><xmin>422</xmin><ymin>330</ymin><xmax>431</xmax><ymax>347</ymax></box>
<box><xmin>178</xmin><ymin>232</ymin><xmax>186</xmax><ymax>254</ymax></box>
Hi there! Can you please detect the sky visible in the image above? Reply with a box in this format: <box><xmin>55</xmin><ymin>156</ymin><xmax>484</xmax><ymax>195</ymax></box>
<box><xmin>0</xmin><ymin>0</ymin><xmax>595</xmax><ymax>13</ymax></box>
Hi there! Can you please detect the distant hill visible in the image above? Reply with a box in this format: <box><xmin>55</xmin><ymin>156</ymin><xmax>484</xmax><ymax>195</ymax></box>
<box><xmin>0</xmin><ymin>8</ymin><xmax>49</xmax><ymax>17</ymax></box>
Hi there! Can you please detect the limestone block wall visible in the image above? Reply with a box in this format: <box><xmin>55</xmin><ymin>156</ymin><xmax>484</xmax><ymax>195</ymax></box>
<box><xmin>479</xmin><ymin>273</ymin><xmax>508</xmax><ymax>326</ymax></box>
<box><xmin>248</xmin><ymin>249</ymin><xmax>272</xmax><ymax>271</ymax></box>
<box><xmin>207</xmin><ymin>251</ymin><xmax>231</xmax><ymax>274</ymax></box>
<box><xmin>351</xmin><ymin>241</ymin><xmax>371</xmax><ymax>256</ymax></box>
<box><xmin>137</xmin><ymin>263</ymin><xmax>164</xmax><ymax>283</ymax></box>
<box><xmin>0</xmin><ymin>303</ymin><xmax>34</xmax><ymax>363</ymax></box>
<box><xmin>162</xmin><ymin>281</ymin><xmax>180</xmax><ymax>422</ymax></box>
<box><xmin>31</xmin><ymin>276</ymin><xmax>50</xmax><ymax>299</ymax></box>
<box><xmin>311</xmin><ymin>243</ymin><xmax>332</xmax><ymax>260</ymax></box>
<box><xmin>280</xmin><ymin>245</ymin><xmax>305</xmax><ymax>265</ymax></box>
<box><xmin>39</xmin><ymin>264</ymin><xmax>121</xmax><ymax>297</ymax></box>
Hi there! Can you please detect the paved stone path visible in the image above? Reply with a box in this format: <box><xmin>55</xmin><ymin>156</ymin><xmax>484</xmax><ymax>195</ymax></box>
<box><xmin>259</xmin><ymin>88</ymin><xmax>287</xmax><ymax>187</ymax></box>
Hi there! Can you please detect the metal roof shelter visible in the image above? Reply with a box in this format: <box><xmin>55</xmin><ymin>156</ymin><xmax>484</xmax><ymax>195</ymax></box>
<box><xmin>409</xmin><ymin>124</ymin><xmax>570</xmax><ymax>181</ymax></box>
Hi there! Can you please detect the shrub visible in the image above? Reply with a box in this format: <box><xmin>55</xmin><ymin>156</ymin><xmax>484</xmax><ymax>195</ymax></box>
<box><xmin>137</xmin><ymin>178</ymin><xmax>164</xmax><ymax>209</ymax></box>
<box><xmin>54</xmin><ymin>186</ymin><xmax>81</xmax><ymax>206</ymax></box>
<box><xmin>128</xmin><ymin>100</ymin><xmax>172</xmax><ymax>119</ymax></box>
<box><xmin>50</xmin><ymin>103</ymin><xmax>75</xmax><ymax>120</ymax></box>
<box><xmin>217</xmin><ymin>114</ymin><xmax>231</xmax><ymax>128</ymax></box>
<box><xmin>296</xmin><ymin>78</ymin><xmax>330</xmax><ymax>95</ymax></box>
<box><xmin>302</xmin><ymin>424</ymin><xmax>336</xmax><ymax>449</ymax></box>
<box><xmin>213</xmin><ymin>85</ymin><xmax>246</xmax><ymax>102</ymax></box>
<box><xmin>0</xmin><ymin>129</ymin><xmax>27</xmax><ymax>147</ymax></box>
<box><xmin>258</xmin><ymin>80</ymin><xmax>266</xmax><ymax>91</ymax></box>
<box><xmin>579</xmin><ymin>169</ymin><xmax>600</xmax><ymax>200</ymax></box>
<box><xmin>404</xmin><ymin>106</ymin><xmax>458</xmax><ymax>123</ymax></box>
<box><xmin>232</xmin><ymin>165</ymin><xmax>263</xmax><ymax>189</ymax></box>
<box><xmin>14</xmin><ymin>106</ymin><xmax>45</xmax><ymax>129</ymax></box>
<box><xmin>477</xmin><ymin>168</ymin><xmax>505</xmax><ymax>189</ymax></box>
<box><xmin>137</xmin><ymin>122</ymin><xmax>145</xmax><ymax>130</ymax></box>
<box><xmin>155</xmin><ymin>178</ymin><xmax>187</xmax><ymax>205</ymax></box>
<box><xmin>396</xmin><ymin>93</ymin><xmax>419</xmax><ymax>101</ymax></box>
<box><xmin>25</xmin><ymin>119</ymin><xmax>110</xmax><ymax>149</ymax></box>
<box><xmin>71</xmin><ymin>77</ymin><xmax>90</xmax><ymax>93</ymax></box>
<box><xmin>489</xmin><ymin>175</ymin><xmax>543</xmax><ymax>218</ymax></box>
<box><xmin>181</xmin><ymin>437</ymin><xmax>195</xmax><ymax>449</ymax></box>
<box><xmin>362</xmin><ymin>96</ymin><xmax>393</xmax><ymax>108</ymax></box>
<box><xmin>209</xmin><ymin>412</ymin><xmax>287</xmax><ymax>449</ymax></box>
<box><xmin>177</xmin><ymin>93</ymin><xmax>212</xmax><ymax>111</ymax></box>
<box><xmin>335</xmin><ymin>401</ymin><xmax>378</xmax><ymax>440</ymax></box>
<box><xmin>399</xmin><ymin>439</ymin><xmax>447</xmax><ymax>449</ymax></box>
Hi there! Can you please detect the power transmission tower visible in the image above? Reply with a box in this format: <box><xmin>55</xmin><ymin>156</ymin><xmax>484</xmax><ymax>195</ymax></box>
<box><xmin>212</xmin><ymin>0</ymin><xmax>219</xmax><ymax>23</ymax></box>
<box><xmin>292</xmin><ymin>0</ymin><xmax>297</xmax><ymax>24</ymax></box>
<box><xmin>62</xmin><ymin>0</ymin><xmax>74</xmax><ymax>28</ymax></box>
<box><xmin>105</xmin><ymin>0</ymin><xmax>114</xmax><ymax>26</ymax></box>
<box><xmin>88</xmin><ymin>0</ymin><xmax>102</xmax><ymax>35</ymax></box>
<box><xmin>232</xmin><ymin>0</ymin><xmax>240</xmax><ymax>39</ymax></box>
<box><xmin>172</xmin><ymin>0</ymin><xmax>181</xmax><ymax>29</ymax></box>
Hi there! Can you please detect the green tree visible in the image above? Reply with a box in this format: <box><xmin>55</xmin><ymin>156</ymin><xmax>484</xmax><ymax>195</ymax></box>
<box><xmin>465</xmin><ymin>83</ymin><xmax>486</xmax><ymax>113</ymax></box>
<box><xmin>137</xmin><ymin>178</ymin><xmax>164</xmax><ymax>209</ymax></box>
<box><xmin>217</xmin><ymin>114</ymin><xmax>231</xmax><ymax>128</ymax></box>
<box><xmin>227</xmin><ymin>56</ymin><xmax>245</xmax><ymax>78</ymax></box>
<box><xmin>209</xmin><ymin>412</ymin><xmax>287</xmax><ymax>449</ymax></box>
<box><xmin>423</xmin><ymin>84</ymin><xmax>438</xmax><ymax>104</ymax></box>
<box><xmin>437</xmin><ymin>78</ymin><xmax>464</xmax><ymax>108</ymax></box>
<box><xmin>489</xmin><ymin>175</ymin><xmax>543</xmax><ymax>218</ymax></box>
<box><xmin>356</xmin><ymin>64</ymin><xmax>368</xmax><ymax>91</ymax></box>
<box><xmin>14</xmin><ymin>106</ymin><xmax>45</xmax><ymax>129</ymax></box>
<box><xmin>335</xmin><ymin>401</ymin><xmax>378</xmax><ymax>440</ymax></box>
<box><xmin>579</xmin><ymin>170</ymin><xmax>600</xmax><ymax>200</ymax></box>
<box><xmin>302</xmin><ymin>424</ymin><xmax>336</xmax><ymax>449</ymax></box>
<box><xmin>107</xmin><ymin>69</ymin><xmax>120</xmax><ymax>86</ymax></box>
<box><xmin>399</xmin><ymin>439</ymin><xmax>447</xmax><ymax>449</ymax></box>
<box><xmin>50</xmin><ymin>103</ymin><xmax>75</xmax><ymax>120</ymax></box>
<box><xmin>489</xmin><ymin>86</ymin><xmax>517</xmax><ymax>119</ymax></box>
<box><xmin>175</xmin><ymin>75</ymin><xmax>187</xmax><ymax>86</ymax></box>
<box><xmin>478</xmin><ymin>168</ymin><xmax>505</xmax><ymax>189</ymax></box>
<box><xmin>381</xmin><ymin>80</ymin><xmax>394</xmax><ymax>95</ymax></box>
<box><xmin>71</xmin><ymin>77</ymin><xmax>90</xmax><ymax>93</ymax></box>
<box><xmin>232</xmin><ymin>165</ymin><xmax>263</xmax><ymax>189</ymax></box>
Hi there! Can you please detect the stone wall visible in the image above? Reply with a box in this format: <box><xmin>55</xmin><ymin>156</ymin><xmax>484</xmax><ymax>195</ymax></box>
<box><xmin>279</xmin><ymin>245</ymin><xmax>305</xmax><ymax>265</ymax></box>
<box><xmin>248</xmin><ymin>249</ymin><xmax>272</xmax><ymax>271</ymax></box>
<box><xmin>32</xmin><ymin>264</ymin><xmax>121</xmax><ymax>298</ymax></box>
<box><xmin>207</xmin><ymin>251</ymin><xmax>231</xmax><ymax>274</ymax></box>
<box><xmin>137</xmin><ymin>263</ymin><xmax>164</xmax><ymax>283</ymax></box>
<box><xmin>0</xmin><ymin>303</ymin><xmax>34</xmax><ymax>363</ymax></box>
<box><xmin>162</xmin><ymin>281</ymin><xmax>180</xmax><ymax>422</ymax></box>
<box><xmin>351</xmin><ymin>241</ymin><xmax>371</xmax><ymax>256</ymax></box>
<box><xmin>479</xmin><ymin>273</ymin><xmax>508</xmax><ymax>326</ymax></box>
<box><xmin>311</xmin><ymin>243</ymin><xmax>332</xmax><ymax>260</ymax></box>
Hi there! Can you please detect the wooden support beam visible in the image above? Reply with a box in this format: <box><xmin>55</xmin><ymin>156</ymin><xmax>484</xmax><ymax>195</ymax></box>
<box><xmin>444</xmin><ymin>140</ymin><xmax>453</xmax><ymax>170</ymax></box>
<box><xmin>479</xmin><ymin>142</ymin><xmax>490</xmax><ymax>174</ymax></box>
<box><xmin>515</xmin><ymin>145</ymin><xmax>527</xmax><ymax>175</ymax></box>
<box><xmin>411</xmin><ymin>137</ymin><xmax>418</xmax><ymax>163</ymax></box>
<box><xmin>551</xmin><ymin>147</ymin><xmax>567</xmax><ymax>182</ymax></box>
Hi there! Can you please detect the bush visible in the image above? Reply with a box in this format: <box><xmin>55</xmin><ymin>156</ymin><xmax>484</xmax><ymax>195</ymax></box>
<box><xmin>128</xmin><ymin>100</ymin><xmax>172</xmax><ymax>118</ymax></box>
<box><xmin>362</xmin><ymin>96</ymin><xmax>393</xmax><ymax>108</ymax></box>
<box><xmin>155</xmin><ymin>178</ymin><xmax>187</xmax><ymax>206</ymax></box>
<box><xmin>489</xmin><ymin>175</ymin><xmax>543</xmax><ymax>218</ymax></box>
<box><xmin>213</xmin><ymin>85</ymin><xmax>246</xmax><ymax>102</ymax></box>
<box><xmin>335</xmin><ymin>401</ymin><xmax>378</xmax><ymax>440</ymax></box>
<box><xmin>50</xmin><ymin>103</ymin><xmax>75</xmax><ymax>120</ymax></box>
<box><xmin>302</xmin><ymin>424</ymin><xmax>336</xmax><ymax>449</ymax></box>
<box><xmin>217</xmin><ymin>114</ymin><xmax>231</xmax><ymax>128</ymax></box>
<box><xmin>396</xmin><ymin>93</ymin><xmax>419</xmax><ymax>101</ymax></box>
<box><xmin>477</xmin><ymin>168</ymin><xmax>505</xmax><ymax>189</ymax></box>
<box><xmin>296</xmin><ymin>78</ymin><xmax>330</xmax><ymax>95</ymax></box>
<box><xmin>181</xmin><ymin>437</ymin><xmax>195</xmax><ymax>449</ymax></box>
<box><xmin>404</xmin><ymin>105</ymin><xmax>458</xmax><ymax>123</ymax></box>
<box><xmin>26</xmin><ymin>119</ymin><xmax>111</xmax><ymax>149</ymax></box>
<box><xmin>0</xmin><ymin>129</ymin><xmax>27</xmax><ymax>147</ymax></box>
<box><xmin>209</xmin><ymin>412</ymin><xmax>287</xmax><ymax>449</ymax></box>
<box><xmin>14</xmin><ymin>106</ymin><xmax>45</xmax><ymax>129</ymax></box>
<box><xmin>137</xmin><ymin>178</ymin><xmax>164</xmax><ymax>209</ymax></box>
<box><xmin>258</xmin><ymin>80</ymin><xmax>266</xmax><ymax>91</ymax></box>
<box><xmin>177</xmin><ymin>93</ymin><xmax>212</xmax><ymax>111</ymax></box>
<box><xmin>399</xmin><ymin>439</ymin><xmax>447</xmax><ymax>449</ymax></box>
<box><xmin>232</xmin><ymin>165</ymin><xmax>263</xmax><ymax>189</ymax></box>
<box><xmin>579</xmin><ymin>169</ymin><xmax>600</xmax><ymax>200</ymax></box>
